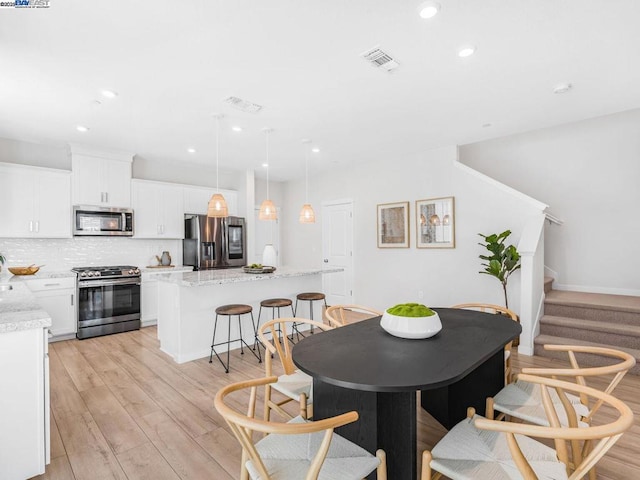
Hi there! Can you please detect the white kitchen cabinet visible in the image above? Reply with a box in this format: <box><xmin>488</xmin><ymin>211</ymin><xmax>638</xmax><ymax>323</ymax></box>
<box><xmin>132</xmin><ymin>179</ymin><xmax>184</xmax><ymax>238</ymax></box>
<box><xmin>0</xmin><ymin>163</ymin><xmax>71</xmax><ymax>238</ymax></box>
<box><xmin>0</xmin><ymin>326</ymin><xmax>49</xmax><ymax>479</ymax></box>
<box><xmin>71</xmin><ymin>145</ymin><xmax>133</xmax><ymax>207</ymax></box>
<box><xmin>183</xmin><ymin>185</ymin><xmax>238</xmax><ymax>216</ymax></box>
<box><xmin>141</xmin><ymin>266</ymin><xmax>192</xmax><ymax>325</ymax></box>
<box><xmin>27</xmin><ymin>278</ymin><xmax>76</xmax><ymax>338</ymax></box>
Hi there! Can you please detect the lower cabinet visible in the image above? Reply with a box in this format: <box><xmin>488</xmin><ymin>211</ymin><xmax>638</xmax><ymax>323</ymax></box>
<box><xmin>0</xmin><ymin>327</ymin><xmax>50</xmax><ymax>479</ymax></box>
<box><xmin>27</xmin><ymin>278</ymin><xmax>76</xmax><ymax>338</ymax></box>
<box><xmin>141</xmin><ymin>267</ymin><xmax>193</xmax><ymax>325</ymax></box>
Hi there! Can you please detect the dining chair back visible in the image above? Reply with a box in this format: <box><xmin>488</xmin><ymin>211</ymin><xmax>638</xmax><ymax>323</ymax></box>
<box><xmin>452</xmin><ymin>303</ymin><xmax>519</xmax><ymax>384</ymax></box>
<box><xmin>324</xmin><ymin>304</ymin><xmax>383</xmax><ymax>328</ymax></box>
<box><xmin>258</xmin><ymin>317</ymin><xmax>333</xmax><ymax>420</ymax></box>
<box><xmin>215</xmin><ymin>376</ymin><xmax>387</xmax><ymax>480</ymax></box>
<box><xmin>422</xmin><ymin>373</ymin><xmax>634</xmax><ymax>480</ymax></box>
<box><xmin>487</xmin><ymin>344</ymin><xmax>636</xmax><ymax>426</ymax></box>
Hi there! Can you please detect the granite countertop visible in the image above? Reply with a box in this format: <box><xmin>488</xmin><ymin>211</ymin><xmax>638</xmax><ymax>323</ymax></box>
<box><xmin>141</xmin><ymin>265</ymin><xmax>194</xmax><ymax>273</ymax></box>
<box><xmin>0</xmin><ymin>280</ymin><xmax>52</xmax><ymax>333</ymax></box>
<box><xmin>0</xmin><ymin>269</ymin><xmax>76</xmax><ymax>281</ymax></box>
<box><xmin>155</xmin><ymin>266</ymin><xmax>344</xmax><ymax>287</ymax></box>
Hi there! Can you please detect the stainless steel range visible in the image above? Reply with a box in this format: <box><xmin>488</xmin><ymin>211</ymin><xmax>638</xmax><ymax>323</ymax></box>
<box><xmin>72</xmin><ymin>265</ymin><xmax>141</xmax><ymax>339</ymax></box>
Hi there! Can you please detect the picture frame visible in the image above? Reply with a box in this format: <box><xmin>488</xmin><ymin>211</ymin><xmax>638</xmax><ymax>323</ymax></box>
<box><xmin>416</xmin><ymin>196</ymin><xmax>455</xmax><ymax>248</ymax></box>
<box><xmin>377</xmin><ymin>201</ymin><xmax>410</xmax><ymax>248</ymax></box>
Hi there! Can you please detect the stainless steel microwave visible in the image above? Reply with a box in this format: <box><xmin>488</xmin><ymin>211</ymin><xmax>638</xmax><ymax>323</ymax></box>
<box><xmin>73</xmin><ymin>205</ymin><xmax>134</xmax><ymax>236</ymax></box>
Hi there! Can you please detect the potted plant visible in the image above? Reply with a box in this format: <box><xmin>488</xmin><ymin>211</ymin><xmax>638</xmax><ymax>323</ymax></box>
<box><xmin>0</xmin><ymin>253</ymin><xmax>5</xmax><ymax>273</ymax></box>
<box><xmin>478</xmin><ymin>230</ymin><xmax>521</xmax><ymax>309</ymax></box>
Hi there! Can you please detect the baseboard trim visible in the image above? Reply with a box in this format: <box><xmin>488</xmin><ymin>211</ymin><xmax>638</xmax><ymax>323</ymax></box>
<box><xmin>554</xmin><ymin>283</ymin><xmax>640</xmax><ymax>297</ymax></box>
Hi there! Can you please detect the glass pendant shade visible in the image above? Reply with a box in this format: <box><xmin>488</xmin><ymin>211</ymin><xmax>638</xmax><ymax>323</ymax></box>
<box><xmin>207</xmin><ymin>193</ymin><xmax>228</xmax><ymax>218</ymax></box>
<box><xmin>299</xmin><ymin>203</ymin><xmax>315</xmax><ymax>223</ymax></box>
<box><xmin>429</xmin><ymin>214</ymin><xmax>441</xmax><ymax>226</ymax></box>
<box><xmin>259</xmin><ymin>199</ymin><xmax>277</xmax><ymax>220</ymax></box>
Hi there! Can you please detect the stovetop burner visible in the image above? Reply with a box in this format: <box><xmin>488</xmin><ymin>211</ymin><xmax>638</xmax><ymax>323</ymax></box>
<box><xmin>72</xmin><ymin>265</ymin><xmax>140</xmax><ymax>279</ymax></box>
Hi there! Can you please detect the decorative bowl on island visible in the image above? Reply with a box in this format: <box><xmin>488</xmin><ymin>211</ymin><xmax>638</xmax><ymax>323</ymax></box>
<box><xmin>8</xmin><ymin>266</ymin><xmax>40</xmax><ymax>276</ymax></box>
<box><xmin>380</xmin><ymin>303</ymin><xmax>442</xmax><ymax>339</ymax></box>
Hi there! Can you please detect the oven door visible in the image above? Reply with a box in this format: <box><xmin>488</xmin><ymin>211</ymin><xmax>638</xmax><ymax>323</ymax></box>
<box><xmin>77</xmin><ymin>278</ymin><xmax>141</xmax><ymax>330</ymax></box>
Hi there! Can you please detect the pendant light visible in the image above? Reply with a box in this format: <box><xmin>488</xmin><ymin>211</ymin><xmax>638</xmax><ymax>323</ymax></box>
<box><xmin>258</xmin><ymin>128</ymin><xmax>277</xmax><ymax>220</ymax></box>
<box><xmin>207</xmin><ymin>114</ymin><xmax>228</xmax><ymax>218</ymax></box>
<box><xmin>299</xmin><ymin>139</ymin><xmax>315</xmax><ymax>223</ymax></box>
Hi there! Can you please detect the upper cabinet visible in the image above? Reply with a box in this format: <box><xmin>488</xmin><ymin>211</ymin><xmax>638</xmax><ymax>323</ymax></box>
<box><xmin>70</xmin><ymin>145</ymin><xmax>133</xmax><ymax>207</ymax></box>
<box><xmin>0</xmin><ymin>163</ymin><xmax>71</xmax><ymax>238</ymax></box>
<box><xmin>131</xmin><ymin>179</ymin><xmax>184</xmax><ymax>238</ymax></box>
<box><xmin>183</xmin><ymin>185</ymin><xmax>238</xmax><ymax>216</ymax></box>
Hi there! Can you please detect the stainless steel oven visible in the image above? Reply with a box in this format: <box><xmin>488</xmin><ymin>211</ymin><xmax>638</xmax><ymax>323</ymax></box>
<box><xmin>73</xmin><ymin>266</ymin><xmax>141</xmax><ymax>339</ymax></box>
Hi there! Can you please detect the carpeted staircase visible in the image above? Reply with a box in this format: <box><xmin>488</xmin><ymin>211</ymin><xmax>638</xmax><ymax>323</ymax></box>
<box><xmin>535</xmin><ymin>277</ymin><xmax>640</xmax><ymax>374</ymax></box>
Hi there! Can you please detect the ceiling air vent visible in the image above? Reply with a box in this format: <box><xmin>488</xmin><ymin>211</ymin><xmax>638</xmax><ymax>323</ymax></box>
<box><xmin>224</xmin><ymin>96</ymin><xmax>263</xmax><ymax>114</ymax></box>
<box><xmin>360</xmin><ymin>46</ymin><xmax>399</xmax><ymax>72</ymax></box>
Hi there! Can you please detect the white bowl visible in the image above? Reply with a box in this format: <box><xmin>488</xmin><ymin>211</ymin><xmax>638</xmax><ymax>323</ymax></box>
<box><xmin>380</xmin><ymin>310</ymin><xmax>442</xmax><ymax>339</ymax></box>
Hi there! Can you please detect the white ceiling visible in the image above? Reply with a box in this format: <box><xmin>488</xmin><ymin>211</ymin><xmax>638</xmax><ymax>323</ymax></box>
<box><xmin>1</xmin><ymin>0</ymin><xmax>640</xmax><ymax>181</ymax></box>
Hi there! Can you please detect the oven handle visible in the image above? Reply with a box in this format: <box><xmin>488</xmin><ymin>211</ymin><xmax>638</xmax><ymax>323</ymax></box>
<box><xmin>78</xmin><ymin>278</ymin><xmax>141</xmax><ymax>288</ymax></box>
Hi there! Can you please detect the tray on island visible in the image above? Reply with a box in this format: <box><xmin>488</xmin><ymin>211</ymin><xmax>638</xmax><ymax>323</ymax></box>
<box><xmin>243</xmin><ymin>266</ymin><xmax>276</xmax><ymax>274</ymax></box>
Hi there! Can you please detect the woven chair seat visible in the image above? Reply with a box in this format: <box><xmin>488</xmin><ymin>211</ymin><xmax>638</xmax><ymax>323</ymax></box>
<box><xmin>272</xmin><ymin>370</ymin><xmax>313</xmax><ymax>402</ymax></box>
<box><xmin>247</xmin><ymin>416</ymin><xmax>380</xmax><ymax>480</ymax></box>
<box><xmin>430</xmin><ymin>414</ymin><xmax>568</xmax><ymax>480</ymax></box>
<box><xmin>493</xmin><ymin>379</ymin><xmax>590</xmax><ymax>427</ymax></box>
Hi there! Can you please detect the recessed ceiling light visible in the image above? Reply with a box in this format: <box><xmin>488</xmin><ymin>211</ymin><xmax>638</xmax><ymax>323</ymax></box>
<box><xmin>187</xmin><ymin>148</ymin><xmax>196</xmax><ymax>153</ymax></box>
<box><xmin>457</xmin><ymin>45</ymin><xmax>476</xmax><ymax>58</ymax></box>
<box><xmin>418</xmin><ymin>1</ymin><xmax>440</xmax><ymax>19</ymax></box>
<box><xmin>231</xmin><ymin>126</ymin><xmax>242</xmax><ymax>132</ymax></box>
<box><xmin>482</xmin><ymin>123</ymin><xmax>492</xmax><ymax>128</ymax></box>
<box><xmin>262</xmin><ymin>163</ymin><xmax>269</xmax><ymax>168</ymax></box>
<box><xmin>312</xmin><ymin>148</ymin><xmax>320</xmax><ymax>153</ymax></box>
<box><xmin>553</xmin><ymin>83</ymin><xmax>572</xmax><ymax>94</ymax></box>
<box><xmin>76</xmin><ymin>125</ymin><xmax>89</xmax><ymax>132</ymax></box>
<box><xmin>101</xmin><ymin>90</ymin><xmax>118</xmax><ymax>99</ymax></box>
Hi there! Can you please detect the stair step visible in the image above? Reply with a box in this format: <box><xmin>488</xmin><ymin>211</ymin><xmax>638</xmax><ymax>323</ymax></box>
<box><xmin>540</xmin><ymin>315</ymin><xmax>640</xmax><ymax>350</ymax></box>
<box><xmin>543</xmin><ymin>277</ymin><xmax>554</xmax><ymax>294</ymax></box>
<box><xmin>533</xmin><ymin>334</ymin><xmax>640</xmax><ymax>375</ymax></box>
<box><xmin>545</xmin><ymin>290</ymin><xmax>640</xmax><ymax>324</ymax></box>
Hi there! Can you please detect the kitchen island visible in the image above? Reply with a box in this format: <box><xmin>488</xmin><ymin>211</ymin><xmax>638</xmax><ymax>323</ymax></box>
<box><xmin>156</xmin><ymin>267</ymin><xmax>342</xmax><ymax>364</ymax></box>
<box><xmin>0</xmin><ymin>279</ymin><xmax>51</xmax><ymax>479</ymax></box>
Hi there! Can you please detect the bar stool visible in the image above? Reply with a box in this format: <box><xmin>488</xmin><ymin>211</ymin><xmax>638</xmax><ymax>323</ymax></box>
<box><xmin>209</xmin><ymin>303</ymin><xmax>262</xmax><ymax>373</ymax></box>
<box><xmin>258</xmin><ymin>298</ymin><xmax>295</xmax><ymax>347</ymax></box>
<box><xmin>294</xmin><ymin>292</ymin><xmax>327</xmax><ymax>336</ymax></box>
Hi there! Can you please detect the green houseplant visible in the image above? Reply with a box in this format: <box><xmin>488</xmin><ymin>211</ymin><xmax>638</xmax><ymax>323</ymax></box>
<box><xmin>0</xmin><ymin>253</ymin><xmax>6</xmax><ymax>273</ymax></box>
<box><xmin>478</xmin><ymin>230</ymin><xmax>521</xmax><ymax>309</ymax></box>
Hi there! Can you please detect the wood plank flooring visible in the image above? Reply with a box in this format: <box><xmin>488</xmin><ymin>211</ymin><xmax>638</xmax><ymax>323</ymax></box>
<box><xmin>34</xmin><ymin>326</ymin><xmax>640</xmax><ymax>480</ymax></box>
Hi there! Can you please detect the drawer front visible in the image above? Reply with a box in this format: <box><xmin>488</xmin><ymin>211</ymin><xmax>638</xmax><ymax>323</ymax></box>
<box><xmin>26</xmin><ymin>277</ymin><xmax>76</xmax><ymax>292</ymax></box>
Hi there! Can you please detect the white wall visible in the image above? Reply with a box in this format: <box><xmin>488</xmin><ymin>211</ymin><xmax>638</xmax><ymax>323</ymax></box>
<box><xmin>0</xmin><ymin>137</ymin><xmax>69</xmax><ymax>170</ymax></box>
<box><xmin>281</xmin><ymin>145</ymin><xmax>544</xmax><ymax>314</ymax></box>
<box><xmin>459</xmin><ymin>108</ymin><xmax>640</xmax><ymax>296</ymax></box>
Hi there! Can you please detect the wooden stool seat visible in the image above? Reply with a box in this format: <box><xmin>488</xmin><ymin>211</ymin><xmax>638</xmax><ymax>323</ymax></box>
<box><xmin>210</xmin><ymin>303</ymin><xmax>260</xmax><ymax>373</ymax></box>
<box><xmin>216</xmin><ymin>304</ymin><xmax>253</xmax><ymax>315</ymax></box>
<box><xmin>260</xmin><ymin>298</ymin><xmax>293</xmax><ymax>308</ymax></box>
<box><xmin>296</xmin><ymin>292</ymin><xmax>326</xmax><ymax>301</ymax></box>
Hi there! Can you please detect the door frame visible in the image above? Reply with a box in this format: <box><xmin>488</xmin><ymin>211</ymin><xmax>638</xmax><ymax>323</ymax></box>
<box><xmin>321</xmin><ymin>198</ymin><xmax>354</xmax><ymax>304</ymax></box>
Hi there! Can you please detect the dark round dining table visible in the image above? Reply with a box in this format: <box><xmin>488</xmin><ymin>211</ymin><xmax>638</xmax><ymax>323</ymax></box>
<box><xmin>293</xmin><ymin>307</ymin><xmax>521</xmax><ymax>480</ymax></box>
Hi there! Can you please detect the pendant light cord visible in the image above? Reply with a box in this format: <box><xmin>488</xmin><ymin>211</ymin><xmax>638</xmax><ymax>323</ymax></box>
<box><xmin>305</xmin><ymin>145</ymin><xmax>309</xmax><ymax>203</ymax></box>
<box><xmin>266</xmin><ymin>130</ymin><xmax>270</xmax><ymax>200</ymax></box>
<box><xmin>215</xmin><ymin>115</ymin><xmax>220</xmax><ymax>193</ymax></box>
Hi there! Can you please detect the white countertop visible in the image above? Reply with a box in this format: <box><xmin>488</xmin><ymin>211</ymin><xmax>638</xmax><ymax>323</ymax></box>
<box><xmin>141</xmin><ymin>265</ymin><xmax>194</xmax><ymax>274</ymax></box>
<box><xmin>0</xmin><ymin>280</ymin><xmax>52</xmax><ymax>334</ymax></box>
<box><xmin>155</xmin><ymin>266</ymin><xmax>343</xmax><ymax>287</ymax></box>
<box><xmin>1</xmin><ymin>270</ymin><xmax>76</xmax><ymax>280</ymax></box>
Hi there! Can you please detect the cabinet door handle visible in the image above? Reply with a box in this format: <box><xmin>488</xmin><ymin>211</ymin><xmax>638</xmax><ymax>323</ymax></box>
<box><xmin>71</xmin><ymin>294</ymin><xmax>74</xmax><ymax>306</ymax></box>
<box><xmin>29</xmin><ymin>220</ymin><xmax>33</xmax><ymax>232</ymax></box>
<box><xmin>44</xmin><ymin>283</ymin><xmax>61</xmax><ymax>287</ymax></box>
<box><xmin>35</xmin><ymin>220</ymin><xmax>40</xmax><ymax>233</ymax></box>
<box><xmin>105</xmin><ymin>192</ymin><xmax>109</xmax><ymax>203</ymax></box>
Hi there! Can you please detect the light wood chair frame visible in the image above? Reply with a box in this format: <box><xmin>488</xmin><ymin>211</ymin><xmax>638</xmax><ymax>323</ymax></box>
<box><xmin>215</xmin><ymin>376</ymin><xmax>387</xmax><ymax>480</ymax></box>
<box><xmin>258</xmin><ymin>317</ymin><xmax>333</xmax><ymax>420</ymax></box>
<box><xmin>452</xmin><ymin>303</ymin><xmax>519</xmax><ymax>384</ymax></box>
<box><xmin>487</xmin><ymin>344</ymin><xmax>636</xmax><ymax>424</ymax></box>
<box><xmin>324</xmin><ymin>304</ymin><xmax>383</xmax><ymax>328</ymax></box>
<box><xmin>422</xmin><ymin>373</ymin><xmax>633</xmax><ymax>480</ymax></box>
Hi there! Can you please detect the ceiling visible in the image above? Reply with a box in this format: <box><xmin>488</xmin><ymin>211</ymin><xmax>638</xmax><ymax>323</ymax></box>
<box><xmin>1</xmin><ymin>0</ymin><xmax>639</xmax><ymax>181</ymax></box>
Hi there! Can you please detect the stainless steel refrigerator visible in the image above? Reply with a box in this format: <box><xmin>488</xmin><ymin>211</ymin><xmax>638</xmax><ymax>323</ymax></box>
<box><xmin>182</xmin><ymin>214</ymin><xmax>247</xmax><ymax>270</ymax></box>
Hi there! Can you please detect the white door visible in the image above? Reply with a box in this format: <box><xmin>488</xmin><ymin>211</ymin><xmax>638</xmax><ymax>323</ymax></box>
<box><xmin>322</xmin><ymin>201</ymin><xmax>353</xmax><ymax>306</ymax></box>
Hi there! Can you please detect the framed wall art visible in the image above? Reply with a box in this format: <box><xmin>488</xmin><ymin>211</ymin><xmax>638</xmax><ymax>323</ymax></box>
<box><xmin>416</xmin><ymin>196</ymin><xmax>455</xmax><ymax>248</ymax></box>
<box><xmin>377</xmin><ymin>201</ymin><xmax>410</xmax><ymax>248</ymax></box>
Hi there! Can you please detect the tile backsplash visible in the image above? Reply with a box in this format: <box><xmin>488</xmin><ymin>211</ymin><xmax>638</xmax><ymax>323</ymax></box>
<box><xmin>0</xmin><ymin>237</ymin><xmax>183</xmax><ymax>271</ymax></box>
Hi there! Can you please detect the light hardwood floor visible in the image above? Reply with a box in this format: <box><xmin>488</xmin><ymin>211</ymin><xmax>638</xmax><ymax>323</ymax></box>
<box><xmin>34</xmin><ymin>326</ymin><xmax>640</xmax><ymax>480</ymax></box>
